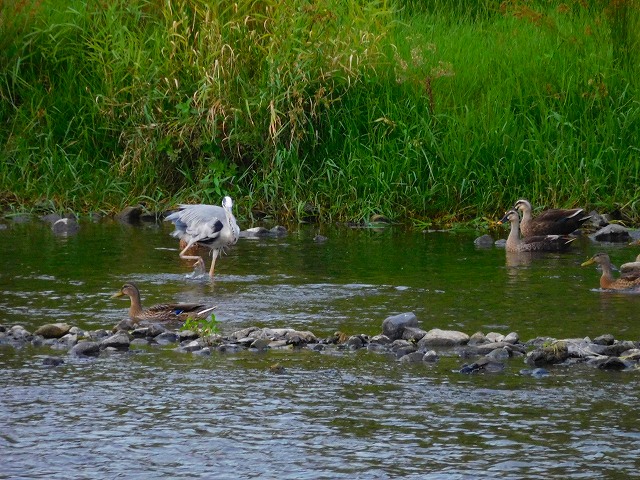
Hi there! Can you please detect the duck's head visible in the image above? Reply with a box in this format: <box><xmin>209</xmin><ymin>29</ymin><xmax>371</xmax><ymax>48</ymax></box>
<box><xmin>111</xmin><ymin>282</ymin><xmax>140</xmax><ymax>299</ymax></box>
<box><xmin>581</xmin><ymin>252</ymin><xmax>610</xmax><ymax>267</ymax></box>
<box><xmin>513</xmin><ymin>199</ymin><xmax>532</xmax><ymax>213</ymax></box>
<box><xmin>497</xmin><ymin>210</ymin><xmax>519</xmax><ymax>226</ymax></box>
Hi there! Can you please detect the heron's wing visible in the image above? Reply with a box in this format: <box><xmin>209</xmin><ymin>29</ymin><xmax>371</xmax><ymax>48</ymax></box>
<box><xmin>166</xmin><ymin>204</ymin><xmax>226</xmax><ymax>243</ymax></box>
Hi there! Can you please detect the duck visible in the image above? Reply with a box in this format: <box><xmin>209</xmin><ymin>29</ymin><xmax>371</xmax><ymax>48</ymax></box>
<box><xmin>581</xmin><ymin>253</ymin><xmax>640</xmax><ymax>290</ymax></box>
<box><xmin>111</xmin><ymin>283</ymin><xmax>216</xmax><ymax>323</ymax></box>
<box><xmin>620</xmin><ymin>253</ymin><xmax>640</xmax><ymax>276</ymax></box>
<box><xmin>165</xmin><ymin>196</ymin><xmax>240</xmax><ymax>278</ymax></box>
<box><xmin>498</xmin><ymin>210</ymin><xmax>575</xmax><ymax>253</ymax></box>
<box><xmin>513</xmin><ymin>199</ymin><xmax>591</xmax><ymax>237</ymax></box>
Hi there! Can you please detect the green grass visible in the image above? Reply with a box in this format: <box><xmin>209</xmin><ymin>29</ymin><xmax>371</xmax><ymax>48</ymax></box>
<box><xmin>1</xmin><ymin>0</ymin><xmax>639</xmax><ymax>225</ymax></box>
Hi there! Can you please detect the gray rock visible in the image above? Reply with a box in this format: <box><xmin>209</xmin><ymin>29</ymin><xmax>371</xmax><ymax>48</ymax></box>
<box><xmin>486</xmin><ymin>332</ymin><xmax>505</xmax><ymax>342</ymax></box>
<box><xmin>41</xmin><ymin>213</ymin><xmax>62</xmax><ymax>224</ymax></box>
<box><xmin>399</xmin><ymin>351</ymin><xmax>424</xmax><ymax>363</ymax></box>
<box><xmin>192</xmin><ymin>347</ymin><xmax>211</xmax><ymax>356</ymax></box>
<box><xmin>116</xmin><ymin>205</ymin><xmax>143</xmax><ymax>223</ymax></box>
<box><xmin>42</xmin><ymin>356</ymin><xmax>65</xmax><ymax>367</ymax></box>
<box><xmin>402</xmin><ymin>326</ymin><xmax>427</xmax><ymax>342</ymax></box>
<box><xmin>56</xmin><ymin>333</ymin><xmax>78</xmax><ymax>348</ymax></box>
<box><xmin>284</xmin><ymin>330</ymin><xmax>317</xmax><ymax>344</ymax></box>
<box><xmin>131</xmin><ymin>327</ymin><xmax>151</xmax><ymax>338</ymax></box>
<box><xmin>598</xmin><ymin>341</ymin><xmax>637</xmax><ymax>357</ymax></box>
<box><xmin>486</xmin><ymin>347</ymin><xmax>511</xmax><ymax>361</ymax></box>
<box><xmin>525</xmin><ymin>341</ymin><xmax>569</xmax><ymax>366</ymax></box>
<box><xmin>270</xmin><ymin>225</ymin><xmax>288</xmax><ymax>237</ymax></box>
<box><xmin>587</xmin><ymin>211</ymin><xmax>609</xmax><ymax>228</ymax></box>
<box><xmin>367</xmin><ymin>343</ymin><xmax>389</xmax><ymax>353</ymax></box>
<box><xmin>620</xmin><ymin>349</ymin><xmax>640</xmax><ymax>361</ymax></box>
<box><xmin>418</xmin><ymin>328</ymin><xmax>469</xmax><ymax>348</ymax></box>
<box><xmin>503</xmin><ymin>332</ymin><xmax>519</xmax><ymax>344</ymax></box>
<box><xmin>113</xmin><ymin>318</ymin><xmax>137</xmax><ymax>332</ymax></box>
<box><xmin>217</xmin><ymin>344</ymin><xmax>244</xmax><ymax>353</ymax></box>
<box><xmin>346</xmin><ymin>335</ymin><xmax>365</xmax><ymax>350</ymax></box>
<box><xmin>180</xmin><ymin>340</ymin><xmax>204</xmax><ymax>352</ymax></box>
<box><xmin>52</xmin><ymin>218</ymin><xmax>79</xmax><ymax>235</ymax></box>
<box><xmin>460</xmin><ymin>356</ymin><xmax>504</xmax><ymax>374</ymax></box>
<box><xmin>591</xmin><ymin>224</ymin><xmax>631</xmax><ymax>242</ymax></box>
<box><xmin>593</xmin><ymin>334</ymin><xmax>615</xmax><ymax>346</ymax></box>
<box><xmin>382</xmin><ymin>312</ymin><xmax>418</xmax><ymax>340</ymax></box>
<box><xmin>35</xmin><ymin>322</ymin><xmax>72</xmax><ymax>339</ymax></box>
<box><xmin>468</xmin><ymin>332</ymin><xmax>491</xmax><ymax>346</ymax></box>
<box><xmin>10</xmin><ymin>325</ymin><xmax>32</xmax><ymax>340</ymax></box>
<box><xmin>154</xmin><ymin>332</ymin><xmax>179</xmax><ymax>344</ymax></box>
<box><xmin>250</xmin><ymin>338</ymin><xmax>272</xmax><ymax>350</ymax></box>
<box><xmin>100</xmin><ymin>332</ymin><xmax>130</xmax><ymax>350</ymax></box>
<box><xmin>240</xmin><ymin>227</ymin><xmax>270</xmax><ymax>238</ymax></box>
<box><xmin>146</xmin><ymin>323</ymin><xmax>168</xmax><ymax>337</ymax></box>
<box><xmin>422</xmin><ymin>350</ymin><xmax>439</xmax><ymax>363</ymax></box>
<box><xmin>395</xmin><ymin>345</ymin><xmax>418</xmax><ymax>358</ymax></box>
<box><xmin>370</xmin><ymin>334</ymin><xmax>392</xmax><ymax>345</ymax></box>
<box><xmin>268</xmin><ymin>340</ymin><xmax>290</xmax><ymax>349</ymax></box>
<box><xmin>468</xmin><ymin>341</ymin><xmax>527</xmax><ymax>356</ymax></box>
<box><xmin>69</xmin><ymin>341</ymin><xmax>101</xmax><ymax>357</ymax></box>
<box><xmin>178</xmin><ymin>330</ymin><xmax>200</xmax><ymax>341</ymax></box>
<box><xmin>474</xmin><ymin>234</ymin><xmax>494</xmax><ymax>248</ymax></box>
<box><xmin>88</xmin><ymin>329</ymin><xmax>111</xmax><ymax>341</ymax></box>
<box><xmin>594</xmin><ymin>356</ymin><xmax>628</xmax><ymax>370</ymax></box>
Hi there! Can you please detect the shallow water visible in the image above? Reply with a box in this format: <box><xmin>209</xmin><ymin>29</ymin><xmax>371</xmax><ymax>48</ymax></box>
<box><xmin>1</xmin><ymin>218</ymin><xmax>640</xmax><ymax>479</ymax></box>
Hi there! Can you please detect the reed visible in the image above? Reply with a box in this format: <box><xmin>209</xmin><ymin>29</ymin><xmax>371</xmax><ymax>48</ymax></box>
<box><xmin>0</xmin><ymin>0</ymin><xmax>638</xmax><ymax>225</ymax></box>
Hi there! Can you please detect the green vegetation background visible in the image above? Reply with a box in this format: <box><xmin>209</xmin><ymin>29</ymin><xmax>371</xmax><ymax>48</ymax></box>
<box><xmin>1</xmin><ymin>0</ymin><xmax>639</xmax><ymax>226</ymax></box>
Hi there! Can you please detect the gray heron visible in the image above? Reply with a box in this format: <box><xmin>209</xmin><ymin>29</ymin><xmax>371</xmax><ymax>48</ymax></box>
<box><xmin>165</xmin><ymin>196</ymin><xmax>240</xmax><ymax>277</ymax></box>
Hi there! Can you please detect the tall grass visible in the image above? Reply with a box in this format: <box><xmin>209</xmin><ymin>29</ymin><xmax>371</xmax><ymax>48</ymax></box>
<box><xmin>0</xmin><ymin>0</ymin><xmax>639</xmax><ymax>224</ymax></box>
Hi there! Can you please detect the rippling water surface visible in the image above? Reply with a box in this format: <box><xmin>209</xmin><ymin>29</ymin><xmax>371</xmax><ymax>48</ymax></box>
<box><xmin>1</xmin><ymin>219</ymin><xmax>640</xmax><ymax>479</ymax></box>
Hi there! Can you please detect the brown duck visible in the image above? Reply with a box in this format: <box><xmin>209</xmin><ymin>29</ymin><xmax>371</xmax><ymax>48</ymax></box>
<box><xmin>620</xmin><ymin>254</ymin><xmax>640</xmax><ymax>277</ymax></box>
<box><xmin>498</xmin><ymin>210</ymin><xmax>575</xmax><ymax>253</ymax></box>
<box><xmin>112</xmin><ymin>282</ymin><xmax>216</xmax><ymax>323</ymax></box>
<box><xmin>513</xmin><ymin>199</ymin><xmax>591</xmax><ymax>237</ymax></box>
<box><xmin>581</xmin><ymin>253</ymin><xmax>640</xmax><ymax>290</ymax></box>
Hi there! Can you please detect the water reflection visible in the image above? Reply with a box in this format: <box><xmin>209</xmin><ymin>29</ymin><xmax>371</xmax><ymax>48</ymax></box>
<box><xmin>2</xmin><ymin>221</ymin><xmax>640</xmax><ymax>478</ymax></box>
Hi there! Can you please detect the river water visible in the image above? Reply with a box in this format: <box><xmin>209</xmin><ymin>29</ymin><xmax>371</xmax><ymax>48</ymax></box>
<box><xmin>1</xmin><ymin>218</ymin><xmax>639</xmax><ymax>479</ymax></box>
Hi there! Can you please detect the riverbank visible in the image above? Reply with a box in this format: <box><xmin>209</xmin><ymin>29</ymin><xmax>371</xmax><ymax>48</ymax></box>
<box><xmin>1</xmin><ymin>1</ymin><xmax>639</xmax><ymax>224</ymax></box>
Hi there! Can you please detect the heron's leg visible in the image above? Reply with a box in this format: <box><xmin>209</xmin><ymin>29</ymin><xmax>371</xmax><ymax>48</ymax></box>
<box><xmin>208</xmin><ymin>249</ymin><xmax>220</xmax><ymax>277</ymax></box>
<box><xmin>179</xmin><ymin>244</ymin><xmax>205</xmax><ymax>271</ymax></box>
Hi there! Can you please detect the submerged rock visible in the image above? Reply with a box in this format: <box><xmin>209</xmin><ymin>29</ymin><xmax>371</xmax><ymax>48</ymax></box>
<box><xmin>42</xmin><ymin>356</ymin><xmax>65</xmax><ymax>367</ymax></box>
<box><xmin>474</xmin><ymin>234</ymin><xmax>494</xmax><ymax>248</ymax></box>
<box><xmin>52</xmin><ymin>218</ymin><xmax>79</xmax><ymax>235</ymax></box>
<box><xmin>69</xmin><ymin>341</ymin><xmax>101</xmax><ymax>357</ymax></box>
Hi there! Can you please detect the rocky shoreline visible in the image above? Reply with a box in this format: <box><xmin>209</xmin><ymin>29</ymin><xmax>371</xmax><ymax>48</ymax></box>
<box><xmin>2</xmin><ymin>312</ymin><xmax>638</xmax><ymax>374</ymax></box>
